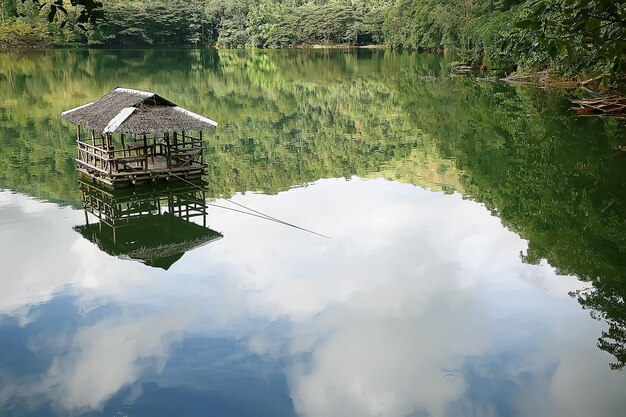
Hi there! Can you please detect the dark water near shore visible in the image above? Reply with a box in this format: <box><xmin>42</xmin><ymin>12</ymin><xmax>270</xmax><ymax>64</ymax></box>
<box><xmin>1</xmin><ymin>48</ymin><xmax>625</xmax><ymax>417</ymax></box>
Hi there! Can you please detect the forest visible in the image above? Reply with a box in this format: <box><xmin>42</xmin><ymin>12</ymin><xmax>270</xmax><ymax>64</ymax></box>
<box><xmin>1</xmin><ymin>0</ymin><xmax>625</xmax><ymax>78</ymax></box>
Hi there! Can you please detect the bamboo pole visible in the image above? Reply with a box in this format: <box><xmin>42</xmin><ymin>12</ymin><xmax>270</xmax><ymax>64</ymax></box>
<box><xmin>199</xmin><ymin>131</ymin><xmax>204</xmax><ymax>166</ymax></box>
<box><xmin>107</xmin><ymin>133</ymin><xmax>113</xmax><ymax>174</ymax></box>
<box><xmin>91</xmin><ymin>130</ymin><xmax>95</xmax><ymax>142</ymax></box>
<box><xmin>143</xmin><ymin>134</ymin><xmax>148</xmax><ymax>170</ymax></box>
<box><xmin>165</xmin><ymin>132</ymin><xmax>171</xmax><ymax>168</ymax></box>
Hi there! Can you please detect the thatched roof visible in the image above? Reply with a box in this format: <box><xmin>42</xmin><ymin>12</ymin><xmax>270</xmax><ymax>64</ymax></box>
<box><xmin>61</xmin><ymin>87</ymin><xmax>218</xmax><ymax>134</ymax></box>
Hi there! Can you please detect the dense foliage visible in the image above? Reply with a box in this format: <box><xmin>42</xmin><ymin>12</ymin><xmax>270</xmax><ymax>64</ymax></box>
<box><xmin>1</xmin><ymin>0</ymin><xmax>391</xmax><ymax>48</ymax></box>
<box><xmin>515</xmin><ymin>0</ymin><xmax>626</xmax><ymax>77</ymax></box>
<box><xmin>1</xmin><ymin>0</ymin><xmax>625</xmax><ymax>77</ymax></box>
<box><xmin>384</xmin><ymin>0</ymin><xmax>525</xmax><ymax>67</ymax></box>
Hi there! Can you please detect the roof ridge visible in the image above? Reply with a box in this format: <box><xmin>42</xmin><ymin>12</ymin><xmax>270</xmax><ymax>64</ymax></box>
<box><xmin>61</xmin><ymin>101</ymin><xmax>94</xmax><ymax>116</ymax></box>
<box><xmin>114</xmin><ymin>87</ymin><xmax>154</xmax><ymax>97</ymax></box>
<box><xmin>173</xmin><ymin>106</ymin><xmax>219</xmax><ymax>127</ymax></box>
<box><xmin>103</xmin><ymin>107</ymin><xmax>136</xmax><ymax>133</ymax></box>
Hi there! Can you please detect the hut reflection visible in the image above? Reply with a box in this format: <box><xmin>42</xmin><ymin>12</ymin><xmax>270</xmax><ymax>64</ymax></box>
<box><xmin>74</xmin><ymin>179</ymin><xmax>222</xmax><ymax>269</ymax></box>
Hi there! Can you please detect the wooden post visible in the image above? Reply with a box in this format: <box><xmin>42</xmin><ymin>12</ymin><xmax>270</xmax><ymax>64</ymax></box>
<box><xmin>202</xmin><ymin>188</ymin><xmax>206</xmax><ymax>228</ymax></box>
<box><xmin>143</xmin><ymin>134</ymin><xmax>148</xmax><ymax>170</ymax></box>
<box><xmin>199</xmin><ymin>131</ymin><xmax>204</xmax><ymax>167</ymax></box>
<box><xmin>99</xmin><ymin>134</ymin><xmax>105</xmax><ymax>169</ymax></box>
<box><xmin>144</xmin><ymin>134</ymin><xmax>154</xmax><ymax>165</ymax></box>
<box><xmin>120</xmin><ymin>134</ymin><xmax>126</xmax><ymax>159</ymax></box>
<box><xmin>165</xmin><ymin>132</ymin><xmax>171</xmax><ymax>168</ymax></box>
<box><xmin>107</xmin><ymin>133</ymin><xmax>113</xmax><ymax>174</ymax></box>
<box><xmin>90</xmin><ymin>130</ymin><xmax>95</xmax><ymax>166</ymax></box>
<box><xmin>173</xmin><ymin>131</ymin><xmax>178</xmax><ymax>168</ymax></box>
<box><xmin>76</xmin><ymin>125</ymin><xmax>81</xmax><ymax>163</ymax></box>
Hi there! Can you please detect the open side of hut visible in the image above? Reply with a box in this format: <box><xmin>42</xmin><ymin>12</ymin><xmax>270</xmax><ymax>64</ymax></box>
<box><xmin>62</xmin><ymin>87</ymin><xmax>218</xmax><ymax>188</ymax></box>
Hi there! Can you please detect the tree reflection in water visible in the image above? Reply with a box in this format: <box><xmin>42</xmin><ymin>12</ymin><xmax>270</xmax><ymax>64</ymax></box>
<box><xmin>0</xmin><ymin>47</ymin><xmax>624</xmax><ymax>369</ymax></box>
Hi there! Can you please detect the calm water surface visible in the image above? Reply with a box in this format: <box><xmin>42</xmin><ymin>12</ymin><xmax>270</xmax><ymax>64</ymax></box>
<box><xmin>0</xmin><ymin>49</ymin><xmax>625</xmax><ymax>417</ymax></box>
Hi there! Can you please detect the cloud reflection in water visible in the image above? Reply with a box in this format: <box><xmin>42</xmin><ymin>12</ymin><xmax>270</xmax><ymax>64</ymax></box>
<box><xmin>0</xmin><ymin>178</ymin><xmax>624</xmax><ymax>417</ymax></box>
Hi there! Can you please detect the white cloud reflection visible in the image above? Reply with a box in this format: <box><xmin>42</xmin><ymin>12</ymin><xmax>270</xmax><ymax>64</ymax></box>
<box><xmin>39</xmin><ymin>303</ymin><xmax>200</xmax><ymax>413</ymax></box>
<box><xmin>0</xmin><ymin>179</ymin><xmax>623</xmax><ymax>417</ymax></box>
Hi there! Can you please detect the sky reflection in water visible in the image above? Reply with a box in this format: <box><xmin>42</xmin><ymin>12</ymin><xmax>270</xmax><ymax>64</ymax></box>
<box><xmin>1</xmin><ymin>178</ymin><xmax>625</xmax><ymax>417</ymax></box>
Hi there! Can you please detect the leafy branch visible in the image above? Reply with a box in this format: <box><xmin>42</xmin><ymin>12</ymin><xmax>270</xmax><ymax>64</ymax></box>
<box><xmin>23</xmin><ymin>0</ymin><xmax>104</xmax><ymax>29</ymax></box>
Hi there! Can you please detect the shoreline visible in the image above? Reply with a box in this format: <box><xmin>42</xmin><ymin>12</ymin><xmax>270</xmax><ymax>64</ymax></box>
<box><xmin>1</xmin><ymin>46</ymin><xmax>618</xmax><ymax>93</ymax></box>
<box><xmin>0</xmin><ymin>43</ymin><xmax>391</xmax><ymax>50</ymax></box>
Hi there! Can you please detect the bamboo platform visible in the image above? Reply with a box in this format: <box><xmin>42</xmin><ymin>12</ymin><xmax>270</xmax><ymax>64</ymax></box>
<box><xmin>77</xmin><ymin>148</ymin><xmax>206</xmax><ymax>189</ymax></box>
<box><xmin>570</xmin><ymin>96</ymin><xmax>626</xmax><ymax>119</ymax></box>
<box><xmin>75</xmin><ymin>133</ymin><xmax>206</xmax><ymax>188</ymax></box>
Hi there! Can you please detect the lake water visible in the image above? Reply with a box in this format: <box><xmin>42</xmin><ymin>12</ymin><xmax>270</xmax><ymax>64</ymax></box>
<box><xmin>1</xmin><ymin>49</ymin><xmax>625</xmax><ymax>417</ymax></box>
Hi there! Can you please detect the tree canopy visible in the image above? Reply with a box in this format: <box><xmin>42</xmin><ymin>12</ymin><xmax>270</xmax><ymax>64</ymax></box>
<box><xmin>23</xmin><ymin>0</ymin><xmax>103</xmax><ymax>29</ymax></box>
<box><xmin>0</xmin><ymin>0</ymin><xmax>624</xmax><ymax>78</ymax></box>
<box><xmin>515</xmin><ymin>0</ymin><xmax>626</xmax><ymax>78</ymax></box>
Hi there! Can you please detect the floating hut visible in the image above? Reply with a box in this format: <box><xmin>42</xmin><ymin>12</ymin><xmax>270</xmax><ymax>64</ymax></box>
<box><xmin>74</xmin><ymin>179</ymin><xmax>222</xmax><ymax>269</ymax></box>
<box><xmin>62</xmin><ymin>87</ymin><xmax>218</xmax><ymax>188</ymax></box>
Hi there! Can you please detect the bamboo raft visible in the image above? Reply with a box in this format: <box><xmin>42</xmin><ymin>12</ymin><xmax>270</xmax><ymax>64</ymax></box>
<box><xmin>570</xmin><ymin>96</ymin><xmax>626</xmax><ymax>119</ymax></box>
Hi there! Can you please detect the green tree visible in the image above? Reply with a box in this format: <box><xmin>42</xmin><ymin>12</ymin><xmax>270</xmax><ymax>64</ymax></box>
<box><xmin>88</xmin><ymin>0</ymin><xmax>208</xmax><ymax>47</ymax></box>
<box><xmin>515</xmin><ymin>0</ymin><xmax>626</xmax><ymax>78</ymax></box>
<box><xmin>246</xmin><ymin>0</ymin><xmax>286</xmax><ymax>47</ymax></box>
<box><xmin>0</xmin><ymin>0</ymin><xmax>18</xmax><ymax>21</ymax></box>
<box><xmin>574</xmin><ymin>283</ymin><xmax>626</xmax><ymax>370</ymax></box>
<box><xmin>22</xmin><ymin>0</ymin><xmax>103</xmax><ymax>29</ymax></box>
<box><xmin>206</xmin><ymin>0</ymin><xmax>251</xmax><ymax>48</ymax></box>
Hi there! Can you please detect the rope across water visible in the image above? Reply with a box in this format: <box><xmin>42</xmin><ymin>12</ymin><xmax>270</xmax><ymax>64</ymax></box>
<box><xmin>169</xmin><ymin>173</ymin><xmax>330</xmax><ymax>239</ymax></box>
